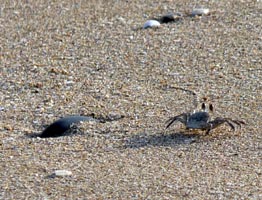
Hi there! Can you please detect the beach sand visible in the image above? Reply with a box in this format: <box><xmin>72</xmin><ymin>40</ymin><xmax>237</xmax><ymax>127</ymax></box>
<box><xmin>0</xmin><ymin>0</ymin><xmax>261</xmax><ymax>199</ymax></box>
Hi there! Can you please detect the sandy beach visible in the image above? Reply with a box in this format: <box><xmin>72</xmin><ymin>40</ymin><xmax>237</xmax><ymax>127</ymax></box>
<box><xmin>0</xmin><ymin>0</ymin><xmax>261</xmax><ymax>199</ymax></box>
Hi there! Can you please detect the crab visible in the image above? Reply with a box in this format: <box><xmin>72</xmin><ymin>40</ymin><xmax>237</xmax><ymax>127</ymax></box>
<box><xmin>166</xmin><ymin>103</ymin><xmax>245</xmax><ymax>134</ymax></box>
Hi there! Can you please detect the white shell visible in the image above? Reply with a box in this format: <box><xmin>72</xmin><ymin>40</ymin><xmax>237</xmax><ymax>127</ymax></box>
<box><xmin>191</xmin><ymin>8</ymin><xmax>210</xmax><ymax>16</ymax></box>
<box><xmin>143</xmin><ymin>20</ymin><xmax>160</xmax><ymax>29</ymax></box>
<box><xmin>53</xmin><ymin>170</ymin><xmax>72</xmax><ymax>176</ymax></box>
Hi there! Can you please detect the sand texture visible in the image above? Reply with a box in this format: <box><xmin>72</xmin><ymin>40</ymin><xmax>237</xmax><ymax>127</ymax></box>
<box><xmin>0</xmin><ymin>0</ymin><xmax>261</xmax><ymax>199</ymax></box>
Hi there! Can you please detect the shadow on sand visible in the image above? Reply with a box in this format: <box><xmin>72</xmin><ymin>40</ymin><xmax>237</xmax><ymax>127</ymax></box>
<box><xmin>124</xmin><ymin>131</ymin><xmax>201</xmax><ymax>149</ymax></box>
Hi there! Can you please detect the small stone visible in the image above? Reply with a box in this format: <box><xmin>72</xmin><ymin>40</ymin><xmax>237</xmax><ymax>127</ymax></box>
<box><xmin>191</xmin><ymin>8</ymin><xmax>210</xmax><ymax>16</ymax></box>
<box><xmin>143</xmin><ymin>20</ymin><xmax>160</xmax><ymax>29</ymax></box>
<box><xmin>117</xmin><ymin>16</ymin><xmax>126</xmax><ymax>24</ymax></box>
<box><xmin>4</xmin><ymin>125</ymin><xmax>13</xmax><ymax>131</ymax></box>
<box><xmin>158</xmin><ymin>13</ymin><xmax>183</xmax><ymax>24</ymax></box>
<box><xmin>65</xmin><ymin>80</ymin><xmax>75</xmax><ymax>86</ymax></box>
<box><xmin>53</xmin><ymin>170</ymin><xmax>72</xmax><ymax>177</ymax></box>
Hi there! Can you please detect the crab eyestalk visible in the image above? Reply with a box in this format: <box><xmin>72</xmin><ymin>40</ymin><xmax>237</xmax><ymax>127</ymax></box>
<box><xmin>209</xmin><ymin>104</ymin><xmax>214</xmax><ymax>112</ymax></box>
<box><xmin>201</xmin><ymin>103</ymin><xmax>206</xmax><ymax>111</ymax></box>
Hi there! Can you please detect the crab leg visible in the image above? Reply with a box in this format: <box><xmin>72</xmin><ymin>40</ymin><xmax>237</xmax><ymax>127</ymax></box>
<box><xmin>224</xmin><ymin>118</ymin><xmax>246</xmax><ymax>127</ymax></box>
<box><xmin>206</xmin><ymin>117</ymin><xmax>244</xmax><ymax>134</ymax></box>
<box><xmin>166</xmin><ymin>113</ymin><xmax>187</xmax><ymax>129</ymax></box>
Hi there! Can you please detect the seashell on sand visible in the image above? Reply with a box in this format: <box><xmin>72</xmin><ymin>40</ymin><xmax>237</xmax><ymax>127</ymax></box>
<box><xmin>191</xmin><ymin>8</ymin><xmax>210</xmax><ymax>16</ymax></box>
<box><xmin>53</xmin><ymin>170</ymin><xmax>72</xmax><ymax>177</ymax></box>
<box><xmin>143</xmin><ymin>20</ymin><xmax>160</xmax><ymax>29</ymax></box>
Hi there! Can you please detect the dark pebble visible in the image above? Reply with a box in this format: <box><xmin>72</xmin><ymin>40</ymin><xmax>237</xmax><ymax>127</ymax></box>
<box><xmin>158</xmin><ymin>13</ymin><xmax>183</xmax><ymax>24</ymax></box>
<box><xmin>40</xmin><ymin>116</ymin><xmax>98</xmax><ymax>138</ymax></box>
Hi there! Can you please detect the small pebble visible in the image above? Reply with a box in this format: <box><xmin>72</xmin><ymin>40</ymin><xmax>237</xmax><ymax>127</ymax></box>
<box><xmin>53</xmin><ymin>170</ymin><xmax>72</xmax><ymax>177</ymax></box>
<box><xmin>65</xmin><ymin>80</ymin><xmax>75</xmax><ymax>86</ymax></box>
<box><xmin>40</xmin><ymin>115</ymin><xmax>98</xmax><ymax>138</ymax></box>
<box><xmin>143</xmin><ymin>20</ymin><xmax>160</xmax><ymax>29</ymax></box>
<box><xmin>191</xmin><ymin>8</ymin><xmax>210</xmax><ymax>16</ymax></box>
<box><xmin>158</xmin><ymin>13</ymin><xmax>183</xmax><ymax>24</ymax></box>
<box><xmin>4</xmin><ymin>125</ymin><xmax>13</xmax><ymax>131</ymax></box>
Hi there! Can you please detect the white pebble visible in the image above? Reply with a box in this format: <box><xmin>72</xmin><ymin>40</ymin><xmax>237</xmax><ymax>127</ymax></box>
<box><xmin>191</xmin><ymin>8</ymin><xmax>210</xmax><ymax>16</ymax></box>
<box><xmin>65</xmin><ymin>80</ymin><xmax>75</xmax><ymax>86</ymax></box>
<box><xmin>53</xmin><ymin>170</ymin><xmax>72</xmax><ymax>177</ymax></box>
<box><xmin>143</xmin><ymin>20</ymin><xmax>160</xmax><ymax>29</ymax></box>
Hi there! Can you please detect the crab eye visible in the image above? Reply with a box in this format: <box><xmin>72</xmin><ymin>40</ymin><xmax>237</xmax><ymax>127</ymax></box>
<box><xmin>201</xmin><ymin>103</ymin><xmax>206</xmax><ymax>110</ymax></box>
<box><xmin>209</xmin><ymin>104</ymin><xmax>214</xmax><ymax>112</ymax></box>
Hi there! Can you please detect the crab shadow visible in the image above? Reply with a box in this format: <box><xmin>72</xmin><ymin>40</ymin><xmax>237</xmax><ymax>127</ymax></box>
<box><xmin>124</xmin><ymin>131</ymin><xmax>201</xmax><ymax>149</ymax></box>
